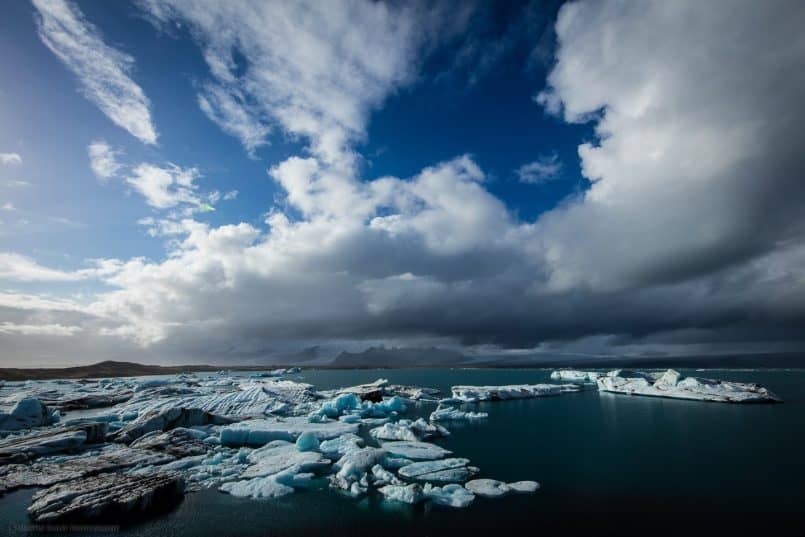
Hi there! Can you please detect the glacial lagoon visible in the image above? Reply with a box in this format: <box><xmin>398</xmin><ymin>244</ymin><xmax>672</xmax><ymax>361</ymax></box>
<box><xmin>1</xmin><ymin>368</ymin><xmax>803</xmax><ymax>536</ymax></box>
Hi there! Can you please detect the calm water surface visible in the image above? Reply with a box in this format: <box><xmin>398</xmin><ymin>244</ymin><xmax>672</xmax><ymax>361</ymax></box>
<box><xmin>2</xmin><ymin>368</ymin><xmax>803</xmax><ymax>536</ymax></box>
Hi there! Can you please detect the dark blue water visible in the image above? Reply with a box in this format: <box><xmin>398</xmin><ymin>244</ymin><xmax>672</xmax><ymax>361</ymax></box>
<box><xmin>2</xmin><ymin>368</ymin><xmax>804</xmax><ymax>536</ymax></box>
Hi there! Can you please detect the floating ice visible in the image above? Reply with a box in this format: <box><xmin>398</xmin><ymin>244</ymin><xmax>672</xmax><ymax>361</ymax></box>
<box><xmin>423</xmin><ymin>483</ymin><xmax>475</xmax><ymax>508</ymax></box>
<box><xmin>330</xmin><ymin>447</ymin><xmax>386</xmax><ymax>496</ymax></box>
<box><xmin>465</xmin><ymin>478</ymin><xmax>510</xmax><ymax>497</ymax></box>
<box><xmin>0</xmin><ymin>398</ymin><xmax>59</xmax><ymax>431</ymax></box>
<box><xmin>295</xmin><ymin>431</ymin><xmax>320</xmax><ymax>452</ymax></box>
<box><xmin>220</xmin><ymin>475</ymin><xmax>294</xmax><ymax>499</ymax></box>
<box><xmin>381</xmin><ymin>441</ymin><xmax>451</xmax><ymax>461</ymax></box>
<box><xmin>550</xmin><ymin>370</ymin><xmax>601</xmax><ymax>383</ymax></box>
<box><xmin>397</xmin><ymin>458</ymin><xmax>476</xmax><ymax>483</ymax></box>
<box><xmin>319</xmin><ymin>433</ymin><xmax>363</xmax><ymax>458</ymax></box>
<box><xmin>220</xmin><ymin>417</ymin><xmax>359</xmax><ymax>447</ymax></box>
<box><xmin>597</xmin><ymin>369</ymin><xmax>782</xmax><ymax>403</ymax></box>
<box><xmin>508</xmin><ymin>480</ymin><xmax>540</xmax><ymax>493</ymax></box>
<box><xmin>451</xmin><ymin>383</ymin><xmax>581</xmax><ymax>402</ymax></box>
<box><xmin>370</xmin><ymin>419</ymin><xmax>449</xmax><ymax>442</ymax></box>
<box><xmin>379</xmin><ymin>483</ymin><xmax>424</xmax><ymax>504</ymax></box>
<box><xmin>429</xmin><ymin>406</ymin><xmax>488</xmax><ymax>421</ymax></box>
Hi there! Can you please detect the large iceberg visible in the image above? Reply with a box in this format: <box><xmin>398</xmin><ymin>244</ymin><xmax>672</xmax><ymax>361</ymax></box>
<box><xmin>0</xmin><ymin>398</ymin><xmax>59</xmax><ymax>431</ymax></box>
<box><xmin>597</xmin><ymin>369</ymin><xmax>781</xmax><ymax>403</ymax></box>
<box><xmin>550</xmin><ymin>370</ymin><xmax>600</xmax><ymax>383</ymax></box>
<box><xmin>397</xmin><ymin>458</ymin><xmax>477</xmax><ymax>483</ymax></box>
<box><xmin>451</xmin><ymin>383</ymin><xmax>582</xmax><ymax>402</ymax></box>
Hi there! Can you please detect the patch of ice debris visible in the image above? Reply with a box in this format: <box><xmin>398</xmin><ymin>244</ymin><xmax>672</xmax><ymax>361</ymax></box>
<box><xmin>379</xmin><ymin>483</ymin><xmax>424</xmax><ymax>504</ymax></box>
<box><xmin>465</xmin><ymin>478</ymin><xmax>541</xmax><ymax>498</ymax></box>
<box><xmin>451</xmin><ymin>384</ymin><xmax>582</xmax><ymax>402</ymax></box>
<box><xmin>370</xmin><ymin>419</ymin><xmax>449</xmax><ymax>442</ymax></box>
<box><xmin>309</xmin><ymin>393</ymin><xmax>407</xmax><ymax>421</ymax></box>
<box><xmin>429</xmin><ymin>405</ymin><xmax>488</xmax><ymax>421</ymax></box>
<box><xmin>423</xmin><ymin>483</ymin><xmax>475</xmax><ymax>508</ymax></box>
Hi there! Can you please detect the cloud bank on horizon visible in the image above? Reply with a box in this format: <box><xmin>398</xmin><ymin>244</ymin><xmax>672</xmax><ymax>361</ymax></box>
<box><xmin>1</xmin><ymin>0</ymin><xmax>805</xmax><ymax>365</ymax></box>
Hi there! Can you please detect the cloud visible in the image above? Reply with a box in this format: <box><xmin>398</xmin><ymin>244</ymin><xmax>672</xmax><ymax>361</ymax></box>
<box><xmin>87</xmin><ymin>140</ymin><xmax>122</xmax><ymax>181</ymax></box>
<box><xmin>1</xmin><ymin>202</ymin><xmax>16</xmax><ymax>212</ymax></box>
<box><xmin>5</xmin><ymin>0</ymin><xmax>805</xmax><ymax>364</ymax></box>
<box><xmin>140</xmin><ymin>0</ymin><xmax>467</xmax><ymax>163</ymax></box>
<box><xmin>0</xmin><ymin>153</ymin><xmax>22</xmax><ymax>165</ymax></box>
<box><xmin>0</xmin><ymin>322</ymin><xmax>82</xmax><ymax>336</ymax></box>
<box><xmin>32</xmin><ymin>0</ymin><xmax>158</xmax><ymax>144</ymax></box>
<box><xmin>0</xmin><ymin>252</ymin><xmax>120</xmax><ymax>282</ymax></box>
<box><xmin>533</xmin><ymin>0</ymin><xmax>805</xmax><ymax>292</ymax></box>
<box><xmin>516</xmin><ymin>153</ymin><xmax>562</xmax><ymax>183</ymax></box>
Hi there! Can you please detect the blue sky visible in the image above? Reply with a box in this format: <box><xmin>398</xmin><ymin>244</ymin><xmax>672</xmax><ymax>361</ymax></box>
<box><xmin>2</xmin><ymin>0</ymin><xmax>804</xmax><ymax>365</ymax></box>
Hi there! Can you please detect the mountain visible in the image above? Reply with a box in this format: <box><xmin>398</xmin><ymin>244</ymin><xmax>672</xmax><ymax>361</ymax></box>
<box><xmin>331</xmin><ymin>347</ymin><xmax>466</xmax><ymax>368</ymax></box>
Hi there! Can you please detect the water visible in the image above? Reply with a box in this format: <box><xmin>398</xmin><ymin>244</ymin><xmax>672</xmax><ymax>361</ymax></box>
<box><xmin>2</xmin><ymin>368</ymin><xmax>804</xmax><ymax>536</ymax></box>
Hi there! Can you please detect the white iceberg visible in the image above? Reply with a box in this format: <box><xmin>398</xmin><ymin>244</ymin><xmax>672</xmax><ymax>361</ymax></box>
<box><xmin>397</xmin><ymin>458</ymin><xmax>477</xmax><ymax>483</ymax></box>
<box><xmin>379</xmin><ymin>483</ymin><xmax>424</xmax><ymax>504</ymax></box>
<box><xmin>381</xmin><ymin>441</ymin><xmax>451</xmax><ymax>461</ymax></box>
<box><xmin>370</xmin><ymin>419</ymin><xmax>449</xmax><ymax>442</ymax></box>
<box><xmin>596</xmin><ymin>369</ymin><xmax>782</xmax><ymax>403</ymax></box>
<box><xmin>429</xmin><ymin>406</ymin><xmax>488</xmax><ymax>421</ymax></box>
<box><xmin>508</xmin><ymin>480</ymin><xmax>540</xmax><ymax>493</ymax></box>
<box><xmin>451</xmin><ymin>383</ymin><xmax>581</xmax><ymax>402</ymax></box>
<box><xmin>423</xmin><ymin>483</ymin><xmax>475</xmax><ymax>508</ymax></box>
<box><xmin>550</xmin><ymin>370</ymin><xmax>600</xmax><ymax>383</ymax></box>
<box><xmin>220</xmin><ymin>417</ymin><xmax>359</xmax><ymax>447</ymax></box>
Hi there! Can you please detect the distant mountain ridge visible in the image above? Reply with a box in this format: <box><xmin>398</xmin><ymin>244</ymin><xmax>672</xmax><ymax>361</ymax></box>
<box><xmin>332</xmin><ymin>346</ymin><xmax>467</xmax><ymax>368</ymax></box>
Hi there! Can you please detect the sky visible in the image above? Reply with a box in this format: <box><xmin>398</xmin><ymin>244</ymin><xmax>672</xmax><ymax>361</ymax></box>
<box><xmin>1</xmin><ymin>0</ymin><xmax>805</xmax><ymax>366</ymax></box>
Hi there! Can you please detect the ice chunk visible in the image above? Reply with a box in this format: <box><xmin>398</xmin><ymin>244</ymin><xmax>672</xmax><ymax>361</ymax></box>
<box><xmin>451</xmin><ymin>384</ymin><xmax>581</xmax><ymax>402</ymax></box>
<box><xmin>465</xmin><ymin>478</ymin><xmax>510</xmax><ymax>497</ymax></box>
<box><xmin>319</xmin><ymin>433</ymin><xmax>364</xmax><ymax>458</ymax></box>
<box><xmin>370</xmin><ymin>419</ymin><xmax>449</xmax><ymax>442</ymax></box>
<box><xmin>550</xmin><ymin>370</ymin><xmax>600</xmax><ymax>383</ymax></box>
<box><xmin>596</xmin><ymin>369</ymin><xmax>782</xmax><ymax>403</ymax></box>
<box><xmin>381</xmin><ymin>441</ymin><xmax>451</xmax><ymax>461</ymax></box>
<box><xmin>330</xmin><ymin>447</ymin><xmax>386</xmax><ymax>496</ymax></box>
<box><xmin>423</xmin><ymin>483</ymin><xmax>475</xmax><ymax>508</ymax></box>
<box><xmin>507</xmin><ymin>480</ymin><xmax>540</xmax><ymax>493</ymax></box>
<box><xmin>112</xmin><ymin>407</ymin><xmax>233</xmax><ymax>444</ymax></box>
<box><xmin>0</xmin><ymin>398</ymin><xmax>59</xmax><ymax>431</ymax></box>
<box><xmin>241</xmin><ymin>441</ymin><xmax>331</xmax><ymax>479</ymax></box>
<box><xmin>0</xmin><ymin>421</ymin><xmax>108</xmax><ymax>464</ymax></box>
<box><xmin>429</xmin><ymin>406</ymin><xmax>487</xmax><ymax>421</ymax></box>
<box><xmin>371</xmin><ymin>464</ymin><xmax>402</xmax><ymax>487</ymax></box>
<box><xmin>220</xmin><ymin>475</ymin><xmax>294</xmax><ymax>499</ymax></box>
<box><xmin>295</xmin><ymin>431</ymin><xmax>320</xmax><ymax>452</ymax></box>
<box><xmin>379</xmin><ymin>483</ymin><xmax>424</xmax><ymax>504</ymax></box>
<box><xmin>28</xmin><ymin>471</ymin><xmax>185</xmax><ymax>523</ymax></box>
<box><xmin>220</xmin><ymin>417</ymin><xmax>359</xmax><ymax>447</ymax></box>
<box><xmin>398</xmin><ymin>458</ymin><xmax>475</xmax><ymax>483</ymax></box>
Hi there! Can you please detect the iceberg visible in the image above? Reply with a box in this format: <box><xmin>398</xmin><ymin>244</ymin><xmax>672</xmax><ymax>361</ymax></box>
<box><xmin>465</xmin><ymin>478</ymin><xmax>510</xmax><ymax>497</ymax></box>
<box><xmin>550</xmin><ymin>370</ymin><xmax>600</xmax><ymax>383</ymax></box>
<box><xmin>330</xmin><ymin>447</ymin><xmax>387</xmax><ymax>496</ymax></box>
<box><xmin>220</xmin><ymin>417</ymin><xmax>359</xmax><ymax>447</ymax></box>
<box><xmin>379</xmin><ymin>483</ymin><xmax>424</xmax><ymax>504</ymax></box>
<box><xmin>111</xmin><ymin>407</ymin><xmax>233</xmax><ymax>444</ymax></box>
<box><xmin>381</xmin><ymin>441</ymin><xmax>451</xmax><ymax>461</ymax></box>
<box><xmin>597</xmin><ymin>369</ymin><xmax>782</xmax><ymax>403</ymax></box>
<box><xmin>0</xmin><ymin>398</ymin><xmax>59</xmax><ymax>431</ymax></box>
<box><xmin>28</xmin><ymin>471</ymin><xmax>185</xmax><ymax>523</ymax></box>
<box><xmin>0</xmin><ymin>421</ymin><xmax>108</xmax><ymax>464</ymax></box>
<box><xmin>422</xmin><ymin>483</ymin><xmax>475</xmax><ymax>508</ymax></box>
<box><xmin>220</xmin><ymin>475</ymin><xmax>294</xmax><ymax>499</ymax></box>
<box><xmin>397</xmin><ymin>458</ymin><xmax>477</xmax><ymax>483</ymax></box>
<box><xmin>429</xmin><ymin>406</ymin><xmax>488</xmax><ymax>421</ymax></box>
<box><xmin>451</xmin><ymin>383</ymin><xmax>582</xmax><ymax>402</ymax></box>
<box><xmin>508</xmin><ymin>480</ymin><xmax>540</xmax><ymax>493</ymax></box>
<box><xmin>370</xmin><ymin>419</ymin><xmax>449</xmax><ymax>442</ymax></box>
<box><xmin>319</xmin><ymin>433</ymin><xmax>364</xmax><ymax>458</ymax></box>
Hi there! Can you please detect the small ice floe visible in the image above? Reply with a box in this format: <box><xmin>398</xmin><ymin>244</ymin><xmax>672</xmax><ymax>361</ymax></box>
<box><xmin>450</xmin><ymin>383</ymin><xmax>582</xmax><ymax>402</ymax></box>
<box><xmin>429</xmin><ymin>405</ymin><xmax>488</xmax><ymax>422</ymax></box>
<box><xmin>465</xmin><ymin>478</ymin><xmax>540</xmax><ymax>497</ymax></box>
<box><xmin>370</xmin><ymin>418</ymin><xmax>449</xmax><ymax>442</ymax></box>
<box><xmin>423</xmin><ymin>483</ymin><xmax>475</xmax><ymax>508</ymax></box>
<box><xmin>397</xmin><ymin>458</ymin><xmax>478</xmax><ymax>483</ymax></box>
<box><xmin>381</xmin><ymin>441</ymin><xmax>451</xmax><ymax>461</ymax></box>
<box><xmin>596</xmin><ymin>369</ymin><xmax>782</xmax><ymax>403</ymax></box>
